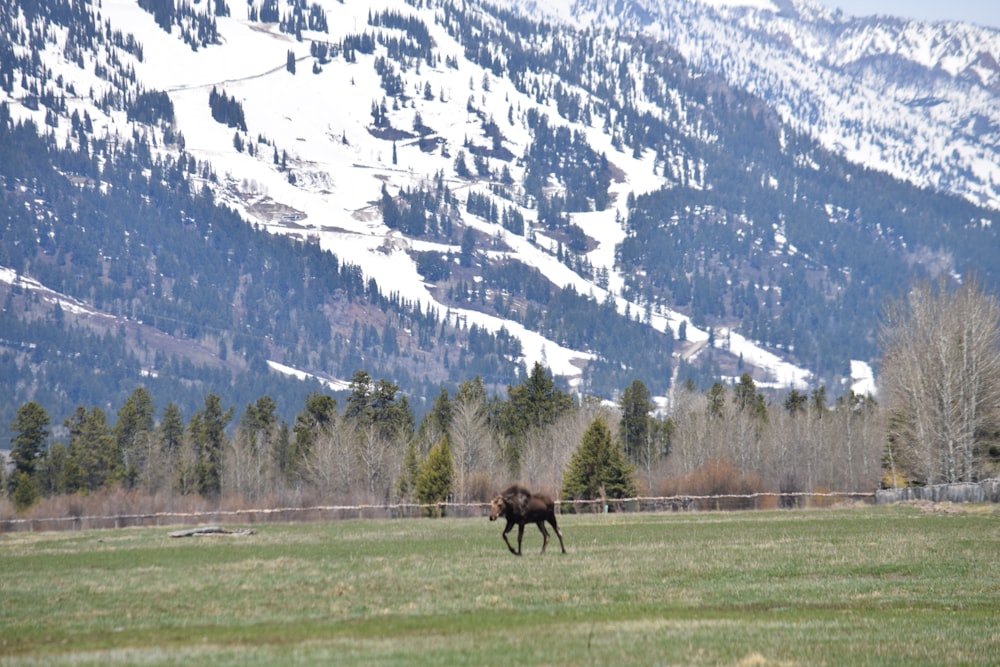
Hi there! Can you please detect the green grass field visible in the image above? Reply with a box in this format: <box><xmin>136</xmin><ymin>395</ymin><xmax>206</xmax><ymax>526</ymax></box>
<box><xmin>1</xmin><ymin>505</ymin><xmax>998</xmax><ymax>666</ymax></box>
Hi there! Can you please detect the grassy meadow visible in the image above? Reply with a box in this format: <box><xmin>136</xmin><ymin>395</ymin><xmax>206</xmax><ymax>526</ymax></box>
<box><xmin>1</xmin><ymin>504</ymin><xmax>998</xmax><ymax>666</ymax></box>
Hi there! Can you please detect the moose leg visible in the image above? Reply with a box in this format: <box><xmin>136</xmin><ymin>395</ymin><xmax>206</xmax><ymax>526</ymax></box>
<box><xmin>536</xmin><ymin>520</ymin><xmax>550</xmax><ymax>554</ymax></box>
<box><xmin>515</xmin><ymin>522</ymin><xmax>525</xmax><ymax>555</ymax></box>
<box><xmin>548</xmin><ymin>517</ymin><xmax>567</xmax><ymax>553</ymax></box>
<box><xmin>502</xmin><ymin>519</ymin><xmax>519</xmax><ymax>555</ymax></box>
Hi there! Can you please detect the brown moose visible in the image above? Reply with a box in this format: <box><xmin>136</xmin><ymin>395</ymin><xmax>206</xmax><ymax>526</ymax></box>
<box><xmin>488</xmin><ymin>484</ymin><xmax>566</xmax><ymax>555</ymax></box>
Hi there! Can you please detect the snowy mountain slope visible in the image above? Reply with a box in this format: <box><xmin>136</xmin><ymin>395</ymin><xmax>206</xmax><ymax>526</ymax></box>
<box><xmin>2</xmin><ymin>0</ymin><xmax>813</xmax><ymax>398</ymax></box>
<box><xmin>7</xmin><ymin>0</ymin><xmax>998</xmax><ymax>421</ymax></box>
<box><xmin>513</xmin><ymin>0</ymin><xmax>1000</xmax><ymax>210</ymax></box>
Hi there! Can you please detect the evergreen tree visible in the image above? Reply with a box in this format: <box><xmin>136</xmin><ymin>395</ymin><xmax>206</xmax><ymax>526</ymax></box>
<box><xmin>346</xmin><ymin>371</ymin><xmax>412</xmax><ymax>440</ymax></box>
<box><xmin>115</xmin><ymin>387</ymin><xmax>155</xmax><ymax>488</ymax></box>
<box><xmin>454</xmin><ymin>150</ymin><xmax>469</xmax><ymax>178</ymax></box>
<box><xmin>235</xmin><ymin>395</ymin><xmax>279</xmax><ymax>497</ymax></box>
<box><xmin>160</xmin><ymin>403</ymin><xmax>185</xmax><ymax>454</ymax></box>
<box><xmin>618</xmin><ymin>379</ymin><xmax>652</xmax><ymax>466</ymax></box>
<box><xmin>192</xmin><ymin>394</ymin><xmax>233</xmax><ymax>498</ymax></box>
<box><xmin>65</xmin><ymin>406</ymin><xmax>122</xmax><ymax>493</ymax></box>
<box><xmin>292</xmin><ymin>392</ymin><xmax>337</xmax><ymax>482</ymax></box>
<box><xmin>380</xmin><ymin>183</ymin><xmax>399</xmax><ymax>228</ymax></box>
<box><xmin>416</xmin><ymin>435</ymin><xmax>454</xmax><ymax>516</ymax></box>
<box><xmin>9</xmin><ymin>402</ymin><xmax>50</xmax><ymax>482</ymax></box>
<box><xmin>562</xmin><ymin>416</ymin><xmax>636</xmax><ymax>505</ymax></box>
<box><xmin>733</xmin><ymin>373</ymin><xmax>766</xmax><ymax>419</ymax></box>
<box><xmin>501</xmin><ymin>362</ymin><xmax>573</xmax><ymax>441</ymax></box>
<box><xmin>11</xmin><ymin>472</ymin><xmax>39</xmax><ymax>511</ymax></box>
<box><xmin>784</xmin><ymin>389</ymin><xmax>807</xmax><ymax>414</ymax></box>
<box><xmin>417</xmin><ymin>387</ymin><xmax>452</xmax><ymax>445</ymax></box>
<box><xmin>398</xmin><ymin>440</ymin><xmax>420</xmax><ymax>501</ymax></box>
<box><xmin>155</xmin><ymin>402</ymin><xmax>185</xmax><ymax>494</ymax></box>
<box><xmin>459</xmin><ymin>227</ymin><xmax>476</xmax><ymax>268</ymax></box>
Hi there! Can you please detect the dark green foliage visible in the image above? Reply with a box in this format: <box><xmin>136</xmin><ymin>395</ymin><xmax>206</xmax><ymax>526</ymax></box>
<box><xmin>733</xmin><ymin>373</ymin><xmax>767</xmax><ymax>420</ymax></box>
<box><xmin>209</xmin><ymin>87</ymin><xmax>247</xmax><ymax>130</ymax></box>
<box><xmin>523</xmin><ymin>110</ymin><xmax>612</xmax><ymax>213</ymax></box>
<box><xmin>191</xmin><ymin>394</ymin><xmax>233</xmax><ymax>498</ymax></box>
<box><xmin>138</xmin><ymin>0</ymin><xmax>174</xmax><ymax>32</ymax></box>
<box><xmin>415</xmin><ymin>436</ymin><xmax>454</xmax><ymax>516</ymax></box>
<box><xmin>345</xmin><ymin>371</ymin><xmax>413</xmax><ymax>440</ymax></box>
<box><xmin>9</xmin><ymin>402</ymin><xmax>50</xmax><ymax>480</ymax></box>
<box><xmin>64</xmin><ymin>406</ymin><xmax>122</xmax><ymax>493</ymax></box>
<box><xmin>11</xmin><ymin>471</ymin><xmax>39</xmax><ymax>511</ymax></box>
<box><xmin>618</xmin><ymin>380</ymin><xmax>653</xmax><ymax>466</ymax></box>
<box><xmin>418</xmin><ymin>387</ymin><xmax>453</xmax><ymax>444</ymax></box>
<box><xmin>436</xmin><ymin>0</ymin><xmax>999</xmax><ymax>390</ymax></box>
<box><xmin>369</xmin><ymin>9</ymin><xmax>433</xmax><ymax>61</ymax></box>
<box><xmin>291</xmin><ymin>392</ymin><xmax>337</xmax><ymax>480</ymax></box>
<box><xmin>138</xmin><ymin>0</ymin><xmax>218</xmax><ymax>49</ymax></box>
<box><xmin>414</xmin><ymin>250</ymin><xmax>451</xmax><ymax>282</ymax></box>
<box><xmin>562</xmin><ymin>416</ymin><xmax>636</xmax><ymax>503</ymax></box>
<box><xmin>115</xmin><ymin>388</ymin><xmax>155</xmax><ymax>488</ymax></box>
<box><xmin>127</xmin><ymin>89</ymin><xmax>174</xmax><ymax>125</ymax></box>
<box><xmin>6</xmin><ymin>0</ymin><xmax>1000</xmax><ymax>439</ymax></box>
<box><xmin>497</xmin><ymin>362</ymin><xmax>574</xmax><ymax>471</ymax></box>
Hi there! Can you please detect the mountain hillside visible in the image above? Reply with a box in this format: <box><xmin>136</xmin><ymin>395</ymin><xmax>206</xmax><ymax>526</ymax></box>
<box><xmin>525</xmin><ymin>0</ymin><xmax>1000</xmax><ymax>210</ymax></box>
<box><xmin>1</xmin><ymin>0</ymin><xmax>998</xmax><ymax>426</ymax></box>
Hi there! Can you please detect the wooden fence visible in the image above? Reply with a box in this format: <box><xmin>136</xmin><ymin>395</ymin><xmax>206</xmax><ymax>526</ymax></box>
<box><xmin>8</xmin><ymin>482</ymin><xmax>997</xmax><ymax>532</ymax></box>
<box><xmin>0</xmin><ymin>490</ymin><xmax>879</xmax><ymax>533</ymax></box>
<box><xmin>875</xmin><ymin>479</ymin><xmax>1000</xmax><ymax>504</ymax></box>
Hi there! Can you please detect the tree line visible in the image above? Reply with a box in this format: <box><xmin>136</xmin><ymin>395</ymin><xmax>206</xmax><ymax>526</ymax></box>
<box><xmin>8</xmin><ymin>270</ymin><xmax>998</xmax><ymax>517</ymax></box>
<box><xmin>6</xmin><ymin>362</ymin><xmax>638</xmax><ymax>514</ymax></box>
<box><xmin>0</xmin><ymin>359</ymin><xmax>878</xmax><ymax>516</ymax></box>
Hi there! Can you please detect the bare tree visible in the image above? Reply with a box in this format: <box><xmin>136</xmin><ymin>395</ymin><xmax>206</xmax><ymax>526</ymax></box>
<box><xmin>521</xmin><ymin>400</ymin><xmax>611</xmax><ymax>495</ymax></box>
<box><xmin>880</xmin><ymin>277</ymin><xmax>1000</xmax><ymax>484</ymax></box>
<box><xmin>354</xmin><ymin>421</ymin><xmax>397</xmax><ymax>501</ymax></box>
<box><xmin>448</xmin><ymin>385</ymin><xmax>496</xmax><ymax>501</ymax></box>
<box><xmin>663</xmin><ymin>383</ymin><xmax>712</xmax><ymax>479</ymax></box>
<box><xmin>226</xmin><ymin>397</ymin><xmax>279</xmax><ymax>500</ymax></box>
<box><xmin>303</xmin><ymin>411</ymin><xmax>357</xmax><ymax>499</ymax></box>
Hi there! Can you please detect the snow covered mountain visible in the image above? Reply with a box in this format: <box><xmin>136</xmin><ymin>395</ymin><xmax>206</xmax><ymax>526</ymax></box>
<box><xmin>517</xmin><ymin>0</ymin><xmax>1000</xmax><ymax>210</ymax></box>
<box><xmin>1</xmin><ymin>0</ymin><xmax>996</xmax><ymax>422</ymax></box>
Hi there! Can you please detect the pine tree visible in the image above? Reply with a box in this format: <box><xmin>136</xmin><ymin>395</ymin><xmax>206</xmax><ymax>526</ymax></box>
<box><xmin>416</xmin><ymin>436</ymin><xmax>454</xmax><ymax>516</ymax></box>
<box><xmin>12</xmin><ymin>472</ymin><xmax>39</xmax><ymax>512</ymax></box>
<box><xmin>562</xmin><ymin>416</ymin><xmax>636</xmax><ymax>506</ymax></box>
<box><xmin>292</xmin><ymin>392</ymin><xmax>337</xmax><ymax>481</ymax></box>
<box><xmin>115</xmin><ymin>387</ymin><xmax>155</xmax><ymax>488</ymax></box>
<box><xmin>9</xmin><ymin>402</ymin><xmax>50</xmax><ymax>482</ymax></box>
<box><xmin>618</xmin><ymin>379</ymin><xmax>652</xmax><ymax>466</ymax></box>
<box><xmin>192</xmin><ymin>394</ymin><xmax>233</xmax><ymax>498</ymax></box>
<box><xmin>65</xmin><ymin>406</ymin><xmax>122</xmax><ymax>493</ymax></box>
<box><xmin>398</xmin><ymin>440</ymin><xmax>420</xmax><ymax>501</ymax></box>
<box><xmin>500</xmin><ymin>362</ymin><xmax>574</xmax><ymax>457</ymax></box>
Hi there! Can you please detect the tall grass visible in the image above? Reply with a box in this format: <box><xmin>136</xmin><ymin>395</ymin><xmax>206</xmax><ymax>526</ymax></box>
<box><xmin>1</xmin><ymin>505</ymin><xmax>998</xmax><ymax>666</ymax></box>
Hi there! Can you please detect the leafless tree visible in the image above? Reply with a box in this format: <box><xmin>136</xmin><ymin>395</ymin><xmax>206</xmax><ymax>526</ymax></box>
<box><xmin>665</xmin><ymin>379</ymin><xmax>885</xmax><ymax>496</ymax></box>
<box><xmin>302</xmin><ymin>412</ymin><xmax>357</xmax><ymax>498</ymax></box>
<box><xmin>880</xmin><ymin>277</ymin><xmax>1000</xmax><ymax>484</ymax></box>
<box><xmin>448</xmin><ymin>387</ymin><xmax>497</xmax><ymax>501</ymax></box>
<box><xmin>663</xmin><ymin>383</ymin><xmax>712</xmax><ymax>478</ymax></box>
<box><xmin>519</xmin><ymin>402</ymin><xmax>608</xmax><ymax>495</ymax></box>
<box><xmin>354</xmin><ymin>421</ymin><xmax>399</xmax><ymax>501</ymax></box>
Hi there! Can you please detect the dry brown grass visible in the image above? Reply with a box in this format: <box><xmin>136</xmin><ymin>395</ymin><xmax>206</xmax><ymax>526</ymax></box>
<box><xmin>657</xmin><ymin>458</ymin><xmax>766</xmax><ymax>509</ymax></box>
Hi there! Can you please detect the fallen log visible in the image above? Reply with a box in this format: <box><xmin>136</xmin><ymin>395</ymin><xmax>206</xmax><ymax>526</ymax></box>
<box><xmin>169</xmin><ymin>526</ymin><xmax>255</xmax><ymax>538</ymax></box>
